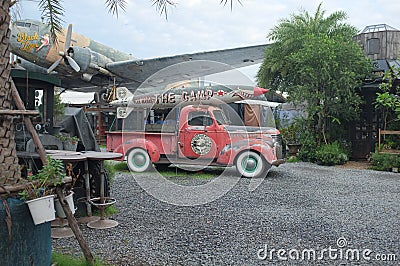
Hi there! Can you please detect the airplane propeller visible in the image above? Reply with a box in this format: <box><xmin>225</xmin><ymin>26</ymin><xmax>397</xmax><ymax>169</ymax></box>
<box><xmin>47</xmin><ymin>24</ymin><xmax>81</xmax><ymax>73</ymax></box>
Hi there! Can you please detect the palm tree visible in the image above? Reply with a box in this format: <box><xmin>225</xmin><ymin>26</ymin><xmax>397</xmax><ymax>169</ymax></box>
<box><xmin>1</xmin><ymin>0</ymin><xmax>21</xmax><ymax>185</ymax></box>
<box><xmin>257</xmin><ymin>3</ymin><xmax>356</xmax><ymax>88</ymax></box>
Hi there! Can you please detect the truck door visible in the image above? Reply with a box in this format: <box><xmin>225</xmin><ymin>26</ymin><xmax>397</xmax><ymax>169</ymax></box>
<box><xmin>179</xmin><ymin>110</ymin><xmax>221</xmax><ymax>159</ymax></box>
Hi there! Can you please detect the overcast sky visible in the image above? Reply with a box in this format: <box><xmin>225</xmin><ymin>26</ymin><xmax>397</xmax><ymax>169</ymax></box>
<box><xmin>17</xmin><ymin>0</ymin><xmax>400</xmax><ymax>102</ymax></box>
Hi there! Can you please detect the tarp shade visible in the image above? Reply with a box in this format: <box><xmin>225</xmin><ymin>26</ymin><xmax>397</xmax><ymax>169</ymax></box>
<box><xmin>244</xmin><ymin>104</ymin><xmax>260</xmax><ymax>127</ymax></box>
<box><xmin>58</xmin><ymin>107</ymin><xmax>100</xmax><ymax>152</ymax></box>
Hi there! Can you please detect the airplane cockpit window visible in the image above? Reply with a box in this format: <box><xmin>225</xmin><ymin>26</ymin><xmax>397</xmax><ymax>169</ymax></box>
<box><xmin>16</xmin><ymin>21</ymin><xmax>26</xmax><ymax>27</ymax></box>
<box><xmin>31</xmin><ymin>24</ymin><xmax>39</xmax><ymax>32</ymax></box>
<box><xmin>15</xmin><ymin>22</ymin><xmax>37</xmax><ymax>30</ymax></box>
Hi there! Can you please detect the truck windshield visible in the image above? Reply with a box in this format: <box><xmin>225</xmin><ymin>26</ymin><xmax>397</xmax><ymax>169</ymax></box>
<box><xmin>213</xmin><ymin>110</ymin><xmax>228</xmax><ymax>125</ymax></box>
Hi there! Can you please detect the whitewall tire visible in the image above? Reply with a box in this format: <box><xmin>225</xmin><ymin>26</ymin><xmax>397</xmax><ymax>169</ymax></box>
<box><xmin>127</xmin><ymin>148</ymin><xmax>152</xmax><ymax>172</ymax></box>
<box><xmin>235</xmin><ymin>151</ymin><xmax>270</xmax><ymax>178</ymax></box>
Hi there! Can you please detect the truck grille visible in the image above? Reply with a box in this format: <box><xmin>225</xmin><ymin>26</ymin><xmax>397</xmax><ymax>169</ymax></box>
<box><xmin>271</xmin><ymin>133</ymin><xmax>283</xmax><ymax>159</ymax></box>
<box><xmin>271</xmin><ymin>133</ymin><xmax>281</xmax><ymax>144</ymax></box>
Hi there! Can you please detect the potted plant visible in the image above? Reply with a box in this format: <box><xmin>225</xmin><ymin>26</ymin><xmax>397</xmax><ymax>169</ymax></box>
<box><xmin>56</xmin><ymin>134</ymin><xmax>80</xmax><ymax>151</ymax></box>
<box><xmin>54</xmin><ymin>163</ymin><xmax>78</xmax><ymax>218</ymax></box>
<box><xmin>280</xmin><ymin>123</ymin><xmax>302</xmax><ymax>156</ymax></box>
<box><xmin>54</xmin><ymin>190</ymin><xmax>75</xmax><ymax>218</ymax></box>
<box><xmin>19</xmin><ymin>156</ymin><xmax>66</xmax><ymax>225</ymax></box>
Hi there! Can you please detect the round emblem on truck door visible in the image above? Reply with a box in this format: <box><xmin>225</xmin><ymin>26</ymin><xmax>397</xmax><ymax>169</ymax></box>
<box><xmin>191</xmin><ymin>134</ymin><xmax>212</xmax><ymax>155</ymax></box>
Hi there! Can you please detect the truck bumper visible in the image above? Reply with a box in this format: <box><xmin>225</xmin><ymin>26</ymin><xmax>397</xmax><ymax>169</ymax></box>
<box><xmin>271</xmin><ymin>159</ymin><xmax>285</xmax><ymax>167</ymax></box>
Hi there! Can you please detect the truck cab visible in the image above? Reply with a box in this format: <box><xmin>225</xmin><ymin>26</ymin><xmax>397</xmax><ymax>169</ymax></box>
<box><xmin>178</xmin><ymin>105</ymin><xmax>229</xmax><ymax>159</ymax></box>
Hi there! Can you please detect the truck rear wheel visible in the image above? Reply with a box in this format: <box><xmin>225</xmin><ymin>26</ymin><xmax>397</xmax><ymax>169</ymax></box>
<box><xmin>235</xmin><ymin>151</ymin><xmax>270</xmax><ymax>178</ymax></box>
<box><xmin>127</xmin><ymin>148</ymin><xmax>152</xmax><ymax>172</ymax></box>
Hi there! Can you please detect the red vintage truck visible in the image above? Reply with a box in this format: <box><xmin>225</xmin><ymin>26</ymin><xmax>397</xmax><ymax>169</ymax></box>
<box><xmin>106</xmin><ymin>103</ymin><xmax>284</xmax><ymax>178</ymax></box>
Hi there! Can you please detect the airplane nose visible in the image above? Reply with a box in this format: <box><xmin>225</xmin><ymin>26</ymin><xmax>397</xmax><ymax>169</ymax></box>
<box><xmin>9</xmin><ymin>24</ymin><xmax>22</xmax><ymax>53</ymax></box>
<box><xmin>253</xmin><ymin>86</ymin><xmax>269</xmax><ymax>96</ymax></box>
<box><xmin>10</xmin><ymin>23</ymin><xmax>19</xmax><ymax>39</ymax></box>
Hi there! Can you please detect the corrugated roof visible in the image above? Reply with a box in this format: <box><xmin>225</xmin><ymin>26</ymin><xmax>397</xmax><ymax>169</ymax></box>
<box><xmin>361</xmin><ymin>24</ymin><xmax>399</xmax><ymax>33</ymax></box>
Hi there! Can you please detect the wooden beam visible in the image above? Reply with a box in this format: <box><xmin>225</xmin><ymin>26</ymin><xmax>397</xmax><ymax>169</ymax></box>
<box><xmin>11</xmin><ymin>81</ymin><xmax>47</xmax><ymax>164</ymax></box>
<box><xmin>380</xmin><ymin>130</ymin><xmax>400</xmax><ymax>135</ymax></box>
<box><xmin>0</xmin><ymin>110</ymin><xmax>39</xmax><ymax>116</ymax></box>
<box><xmin>0</xmin><ymin>182</ymin><xmax>36</xmax><ymax>194</ymax></box>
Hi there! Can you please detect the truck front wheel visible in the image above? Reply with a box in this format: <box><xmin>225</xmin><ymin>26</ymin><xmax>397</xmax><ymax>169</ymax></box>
<box><xmin>235</xmin><ymin>151</ymin><xmax>270</xmax><ymax>178</ymax></box>
<box><xmin>127</xmin><ymin>148</ymin><xmax>152</xmax><ymax>172</ymax></box>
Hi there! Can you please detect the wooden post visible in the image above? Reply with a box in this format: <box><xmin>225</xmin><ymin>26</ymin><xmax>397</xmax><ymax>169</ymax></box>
<box><xmin>10</xmin><ymin>81</ymin><xmax>47</xmax><ymax>164</ymax></box>
<box><xmin>56</xmin><ymin>187</ymin><xmax>95</xmax><ymax>265</ymax></box>
<box><xmin>378</xmin><ymin>128</ymin><xmax>381</xmax><ymax>153</ymax></box>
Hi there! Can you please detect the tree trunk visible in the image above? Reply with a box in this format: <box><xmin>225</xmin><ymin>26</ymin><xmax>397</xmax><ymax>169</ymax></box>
<box><xmin>0</xmin><ymin>0</ymin><xmax>21</xmax><ymax>185</ymax></box>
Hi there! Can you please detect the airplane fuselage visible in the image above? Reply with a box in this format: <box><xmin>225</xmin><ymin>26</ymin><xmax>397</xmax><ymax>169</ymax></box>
<box><xmin>10</xmin><ymin>19</ymin><xmax>134</xmax><ymax>76</ymax></box>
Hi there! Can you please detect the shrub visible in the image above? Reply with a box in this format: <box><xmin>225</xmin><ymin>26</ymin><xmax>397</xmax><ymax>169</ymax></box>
<box><xmin>280</xmin><ymin>122</ymin><xmax>302</xmax><ymax>144</ymax></box>
<box><xmin>370</xmin><ymin>152</ymin><xmax>400</xmax><ymax>171</ymax></box>
<box><xmin>286</xmin><ymin>156</ymin><xmax>300</xmax><ymax>163</ymax></box>
<box><xmin>297</xmin><ymin>132</ymin><xmax>318</xmax><ymax>162</ymax></box>
<box><xmin>315</xmin><ymin>141</ymin><xmax>349</xmax><ymax>166</ymax></box>
<box><xmin>113</xmin><ymin>161</ymin><xmax>129</xmax><ymax>172</ymax></box>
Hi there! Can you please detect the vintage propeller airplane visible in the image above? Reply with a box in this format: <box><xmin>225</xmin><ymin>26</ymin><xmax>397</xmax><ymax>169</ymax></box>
<box><xmin>10</xmin><ymin>19</ymin><xmax>268</xmax><ymax>101</ymax></box>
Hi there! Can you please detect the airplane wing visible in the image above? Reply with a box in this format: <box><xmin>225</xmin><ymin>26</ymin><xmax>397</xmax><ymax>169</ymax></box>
<box><xmin>13</xmin><ymin>44</ymin><xmax>269</xmax><ymax>93</ymax></box>
<box><xmin>106</xmin><ymin>43</ymin><xmax>269</xmax><ymax>89</ymax></box>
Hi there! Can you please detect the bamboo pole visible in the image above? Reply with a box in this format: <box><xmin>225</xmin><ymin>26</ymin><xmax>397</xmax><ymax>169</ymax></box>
<box><xmin>56</xmin><ymin>187</ymin><xmax>95</xmax><ymax>265</ymax></box>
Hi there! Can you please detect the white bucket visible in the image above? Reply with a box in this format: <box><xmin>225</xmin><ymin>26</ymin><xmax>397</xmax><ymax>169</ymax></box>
<box><xmin>55</xmin><ymin>191</ymin><xmax>75</xmax><ymax>218</ymax></box>
<box><xmin>26</xmin><ymin>194</ymin><xmax>56</xmax><ymax>225</ymax></box>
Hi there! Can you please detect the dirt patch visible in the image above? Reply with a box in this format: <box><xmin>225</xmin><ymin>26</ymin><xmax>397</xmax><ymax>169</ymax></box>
<box><xmin>336</xmin><ymin>160</ymin><xmax>372</xmax><ymax>170</ymax></box>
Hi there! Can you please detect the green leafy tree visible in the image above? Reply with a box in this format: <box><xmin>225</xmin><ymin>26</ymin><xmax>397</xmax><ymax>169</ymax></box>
<box><xmin>375</xmin><ymin>66</ymin><xmax>400</xmax><ymax>129</ymax></box>
<box><xmin>257</xmin><ymin>3</ymin><xmax>372</xmax><ymax>144</ymax></box>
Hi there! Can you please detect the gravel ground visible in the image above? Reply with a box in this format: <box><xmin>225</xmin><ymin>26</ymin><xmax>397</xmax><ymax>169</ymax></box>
<box><xmin>52</xmin><ymin>162</ymin><xmax>400</xmax><ymax>265</ymax></box>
